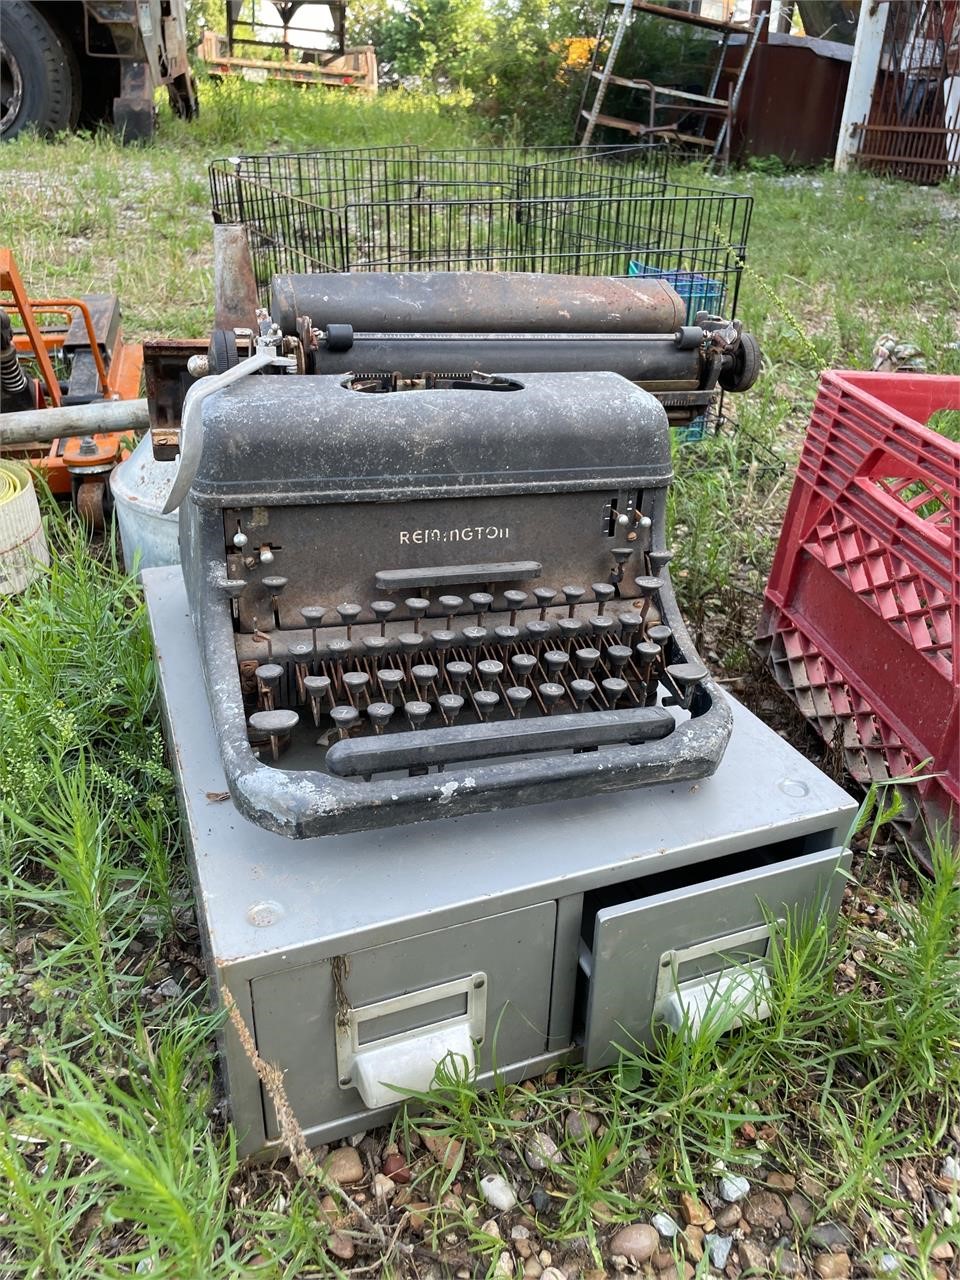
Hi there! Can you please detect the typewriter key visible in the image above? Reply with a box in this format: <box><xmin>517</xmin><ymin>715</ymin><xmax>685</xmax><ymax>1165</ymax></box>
<box><xmin>445</xmin><ymin>661</ymin><xmax>472</xmax><ymax>691</ymax></box>
<box><xmin>562</xmin><ymin>585</ymin><xmax>585</xmax><ymax>616</ymax></box>
<box><xmin>602</xmin><ymin>677</ymin><xmax>628</xmax><ymax>708</ymax></box>
<box><xmin>506</xmin><ymin>686</ymin><xmax>532</xmax><ymax>713</ymax></box>
<box><xmin>303</xmin><ymin>674</ymin><xmax>333</xmax><ymax>725</ymax></box>
<box><xmin>557</xmin><ymin>617</ymin><xmax>583</xmax><ymax>644</ymax></box>
<box><xmin>404</xmin><ymin>700</ymin><xmax>431</xmax><ymax>730</ymax></box>
<box><xmin>616</xmin><ymin>611</ymin><xmax>641</xmax><ymax>638</ymax></box>
<box><xmin>504</xmin><ymin>589</ymin><xmax>527</xmax><ymax>626</ymax></box>
<box><xmin>543</xmin><ymin>649</ymin><xmax>569</xmax><ymax>675</ymax></box>
<box><xmin>474</xmin><ymin>690</ymin><xmax>499</xmax><ymax>720</ymax></box>
<box><xmin>289</xmin><ymin>641</ymin><xmax>313</xmax><ymax>698</ymax></box>
<box><xmin>404</xmin><ymin>598</ymin><xmax>430</xmax><ymax>633</ymax></box>
<box><xmin>342</xmin><ymin>671</ymin><xmax>370</xmax><ymax>707</ymax></box>
<box><xmin>254</xmin><ymin>663</ymin><xmax>284</xmax><ymax>710</ymax></box>
<box><xmin>412</xmin><ymin>664</ymin><xmax>439</xmax><ymax>696</ymax></box>
<box><xmin>263</xmin><ymin>576</ymin><xmax>288</xmax><ymax>620</ymax></box>
<box><xmin>367</xmin><ymin>702</ymin><xmax>395</xmax><ymax>734</ymax></box>
<box><xmin>362</xmin><ymin>635</ymin><xmax>391</xmax><ymax>658</ymax></box>
<box><xmin>477</xmin><ymin>659</ymin><xmax>504</xmax><ymax>690</ymax></box>
<box><xmin>606</xmin><ymin>644</ymin><xmax>632</xmax><ymax>673</ymax></box>
<box><xmin>570</xmin><ymin>678</ymin><xmax>596</xmax><ymax>708</ymax></box>
<box><xmin>510</xmin><ymin>653</ymin><xmax>537</xmax><ymax>682</ymax></box>
<box><xmin>336</xmin><ymin>602</ymin><xmax>362</xmax><ymax>639</ymax></box>
<box><xmin>248</xmin><ymin>708</ymin><xmax>298</xmax><ymax>760</ymax></box>
<box><xmin>591</xmin><ymin>582</ymin><xmax>615</xmax><ymax>614</ymax></box>
<box><xmin>633</xmin><ymin>576</ymin><xmax>663</xmax><ymax>624</ymax></box>
<box><xmin>589</xmin><ymin>615</ymin><xmax>614</xmax><ymax>638</ymax></box>
<box><xmin>647</xmin><ymin>624</ymin><xmax>672</xmax><ymax>651</ymax></box>
<box><xmin>649</xmin><ymin>548</ymin><xmax>675</xmax><ymax>574</ymax></box>
<box><xmin>665</xmin><ymin>662</ymin><xmax>707</xmax><ymax>711</ymax></box>
<box><xmin>526</xmin><ymin>620</ymin><xmax>553</xmax><ymax>645</ymax></box>
<box><xmin>438</xmin><ymin>595</ymin><xmax>463</xmax><ymax>627</ymax></box>
<box><xmin>300</xmin><ymin>605</ymin><xmax>327</xmax><ymax>654</ymax></box>
<box><xmin>494</xmin><ymin>625</ymin><xmax>519</xmax><ymax>644</ymax></box>
<box><xmin>222</xmin><ymin>578</ymin><xmax>247</xmax><ymax>620</ymax></box>
<box><xmin>371</xmin><ymin>600</ymin><xmax>397</xmax><ymax>634</ymax></box>
<box><xmin>533</xmin><ymin>586</ymin><xmax>557</xmax><ymax>618</ymax></box>
<box><xmin>469</xmin><ymin>592</ymin><xmax>494</xmax><ymax>624</ymax></box>
<box><xmin>539</xmin><ymin>682</ymin><xmax>565</xmax><ymax>712</ymax></box>
<box><xmin>376</xmin><ymin>668</ymin><xmax>405</xmax><ymax>702</ymax></box>
<box><xmin>438</xmin><ymin>693</ymin><xmax>465</xmax><ymax>724</ymax></box>
<box><xmin>430</xmin><ymin>629</ymin><xmax>456</xmax><ymax>651</ymax></box>
<box><xmin>574</xmin><ymin>647</ymin><xmax>600</xmax><ymax>674</ymax></box>
<box><xmin>330</xmin><ymin>705</ymin><xmax>360</xmax><ymax>739</ymax></box>
<box><xmin>461</xmin><ymin>626</ymin><xmax>487</xmax><ymax>649</ymax></box>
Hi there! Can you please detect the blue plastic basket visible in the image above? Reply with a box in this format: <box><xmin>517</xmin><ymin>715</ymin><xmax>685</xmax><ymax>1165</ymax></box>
<box><xmin>627</xmin><ymin>261</ymin><xmax>725</xmax><ymax>322</ymax></box>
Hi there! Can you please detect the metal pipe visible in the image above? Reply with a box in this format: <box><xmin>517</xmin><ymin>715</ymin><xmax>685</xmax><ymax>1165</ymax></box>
<box><xmin>0</xmin><ymin>398</ymin><xmax>150</xmax><ymax>445</ymax></box>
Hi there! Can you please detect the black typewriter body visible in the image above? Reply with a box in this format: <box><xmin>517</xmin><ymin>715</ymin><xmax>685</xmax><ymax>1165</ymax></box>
<box><xmin>180</xmin><ymin>369</ymin><xmax>731</xmax><ymax>839</ymax></box>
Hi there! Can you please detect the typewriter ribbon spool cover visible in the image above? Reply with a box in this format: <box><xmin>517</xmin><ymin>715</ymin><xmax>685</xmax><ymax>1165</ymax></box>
<box><xmin>179</xmin><ymin>370</ymin><xmax>732</xmax><ymax>838</ymax></box>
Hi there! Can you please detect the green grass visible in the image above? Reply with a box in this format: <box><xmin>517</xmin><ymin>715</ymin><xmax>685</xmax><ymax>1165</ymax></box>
<box><xmin>1</xmin><ymin>80</ymin><xmax>959</xmax><ymax>1278</ymax></box>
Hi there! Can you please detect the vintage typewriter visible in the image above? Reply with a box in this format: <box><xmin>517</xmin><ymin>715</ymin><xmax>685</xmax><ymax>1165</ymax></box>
<box><xmin>168</xmin><ymin>272</ymin><xmax>760</xmax><ymax>839</ymax></box>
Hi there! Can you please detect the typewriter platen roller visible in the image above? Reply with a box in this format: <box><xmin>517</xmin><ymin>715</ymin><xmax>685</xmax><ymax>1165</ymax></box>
<box><xmin>179</xmin><ymin>366</ymin><xmax>733</xmax><ymax>839</ymax></box>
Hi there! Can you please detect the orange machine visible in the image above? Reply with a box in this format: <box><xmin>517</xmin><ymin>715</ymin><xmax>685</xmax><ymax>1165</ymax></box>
<box><xmin>0</xmin><ymin>249</ymin><xmax>143</xmax><ymax>525</ymax></box>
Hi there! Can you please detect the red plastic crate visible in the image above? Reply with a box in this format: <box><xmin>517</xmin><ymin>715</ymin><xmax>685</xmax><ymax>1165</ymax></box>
<box><xmin>758</xmin><ymin>370</ymin><xmax>959</xmax><ymax>854</ymax></box>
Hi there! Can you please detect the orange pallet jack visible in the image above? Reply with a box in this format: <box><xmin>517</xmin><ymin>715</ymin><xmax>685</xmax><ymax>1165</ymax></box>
<box><xmin>0</xmin><ymin>249</ymin><xmax>143</xmax><ymax>527</ymax></box>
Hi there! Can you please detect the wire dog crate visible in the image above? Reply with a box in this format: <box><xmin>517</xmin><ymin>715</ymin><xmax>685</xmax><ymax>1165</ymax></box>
<box><xmin>208</xmin><ymin>145</ymin><xmax>753</xmax><ymax>317</ymax></box>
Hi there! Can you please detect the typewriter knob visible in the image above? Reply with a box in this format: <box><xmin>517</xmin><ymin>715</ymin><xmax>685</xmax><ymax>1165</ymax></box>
<box><xmin>510</xmin><ymin>653</ymin><xmax>537</xmax><ymax>683</ymax></box>
<box><xmin>371</xmin><ymin>600</ymin><xmax>397</xmax><ymax>635</ymax></box>
<box><xmin>570</xmin><ymin>678</ymin><xmax>596</xmax><ymax>708</ymax></box>
<box><xmin>438</xmin><ymin>693</ymin><xmax>465</xmax><ymax>724</ymax></box>
<box><xmin>477</xmin><ymin>659</ymin><xmax>504</xmax><ymax>689</ymax></box>
<box><xmin>404</xmin><ymin>700</ymin><xmax>432</xmax><ymax>730</ymax></box>
<box><xmin>591</xmin><ymin>582</ymin><xmax>616</xmax><ymax>615</ymax></box>
<box><xmin>445</xmin><ymin>661</ymin><xmax>472</xmax><ymax>690</ymax></box>
<box><xmin>412</xmin><ymin>664</ymin><xmax>439</xmax><ymax>695</ymax></box>
<box><xmin>589</xmin><ymin>615</ymin><xmax>615</xmax><ymax>639</ymax></box>
<box><xmin>343</xmin><ymin>671</ymin><xmax>371</xmax><ymax>706</ymax></box>
<box><xmin>562</xmin><ymin>585</ymin><xmax>585</xmax><ymax>616</ymax></box>
<box><xmin>438</xmin><ymin>595</ymin><xmax>464</xmax><ymax>626</ymax></box>
<box><xmin>469</xmin><ymin>592</ymin><xmax>494</xmax><ymax>623</ymax></box>
<box><xmin>574</xmin><ymin>647</ymin><xmax>600</xmax><ymax>674</ymax></box>
<box><xmin>404</xmin><ymin>598</ymin><xmax>430</xmax><ymax>633</ymax></box>
<box><xmin>331</xmin><ymin>705</ymin><xmax>360</xmax><ymax>739</ymax></box>
<box><xmin>557</xmin><ymin>617</ymin><xmax>582</xmax><ymax>642</ymax></box>
<box><xmin>533</xmin><ymin>586</ymin><xmax>557</xmax><ymax>618</ymax></box>
<box><xmin>232</xmin><ymin>529</ymin><xmax>248</xmax><ymax>549</ymax></box>
<box><xmin>665</xmin><ymin>661</ymin><xmax>707</xmax><ymax>711</ymax></box>
<box><xmin>504</xmin><ymin>589</ymin><xmax>528</xmax><ymax>626</ymax></box>
<box><xmin>377</xmin><ymin>668</ymin><xmax>405</xmax><ymax>702</ymax></box>
<box><xmin>336</xmin><ymin>602</ymin><xmax>362</xmax><ymax>638</ymax></box>
<box><xmin>248</xmin><ymin>708</ymin><xmax>298</xmax><ymax>760</ymax></box>
<box><xmin>259</xmin><ymin>545</ymin><xmax>275</xmax><ymax>565</ymax></box>
<box><xmin>474</xmin><ymin>690</ymin><xmax>499</xmax><ymax>721</ymax></box>
<box><xmin>543</xmin><ymin>649</ymin><xmax>569</xmax><ymax>674</ymax></box>
<box><xmin>367</xmin><ymin>702</ymin><xmax>395</xmax><ymax>734</ymax></box>
<box><xmin>602</xmin><ymin>677</ymin><xmax>629</xmax><ymax>708</ymax></box>
<box><xmin>538</xmin><ymin>682</ymin><xmax>565</xmax><ymax>712</ymax></box>
<box><xmin>303</xmin><ymin>674</ymin><xmax>333</xmax><ymax>724</ymax></box>
<box><xmin>606</xmin><ymin>644</ymin><xmax>633</xmax><ymax>673</ymax></box>
<box><xmin>506</xmin><ymin>686</ymin><xmax>533</xmax><ymax>713</ymax></box>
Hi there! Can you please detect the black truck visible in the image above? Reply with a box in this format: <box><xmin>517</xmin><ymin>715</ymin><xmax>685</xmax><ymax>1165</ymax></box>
<box><xmin>1</xmin><ymin>0</ymin><xmax>197</xmax><ymax>141</ymax></box>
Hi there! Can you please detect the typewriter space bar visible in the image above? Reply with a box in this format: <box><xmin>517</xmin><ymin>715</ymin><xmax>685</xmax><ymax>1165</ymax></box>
<box><xmin>325</xmin><ymin>707</ymin><xmax>674</xmax><ymax>777</ymax></box>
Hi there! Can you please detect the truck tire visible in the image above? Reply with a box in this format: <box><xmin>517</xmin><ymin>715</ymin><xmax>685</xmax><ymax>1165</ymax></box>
<box><xmin>0</xmin><ymin>2</ymin><xmax>77</xmax><ymax>140</ymax></box>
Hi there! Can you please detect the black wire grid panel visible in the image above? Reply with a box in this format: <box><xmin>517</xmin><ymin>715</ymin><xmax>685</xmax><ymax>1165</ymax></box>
<box><xmin>208</xmin><ymin>144</ymin><xmax>752</xmax><ymax>317</ymax></box>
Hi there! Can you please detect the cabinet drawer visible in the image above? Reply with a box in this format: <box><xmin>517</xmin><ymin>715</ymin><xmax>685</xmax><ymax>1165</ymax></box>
<box><xmin>582</xmin><ymin>846</ymin><xmax>848</xmax><ymax>1069</ymax></box>
<box><xmin>251</xmin><ymin>901</ymin><xmax>556</xmax><ymax>1140</ymax></box>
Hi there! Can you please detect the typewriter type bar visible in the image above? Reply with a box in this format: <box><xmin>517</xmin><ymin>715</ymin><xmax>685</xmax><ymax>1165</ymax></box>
<box><xmin>179</xmin><ymin>369</ymin><xmax>731</xmax><ymax>839</ymax></box>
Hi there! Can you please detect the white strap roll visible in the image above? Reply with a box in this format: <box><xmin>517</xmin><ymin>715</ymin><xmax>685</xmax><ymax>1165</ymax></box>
<box><xmin>0</xmin><ymin>462</ymin><xmax>49</xmax><ymax>595</ymax></box>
